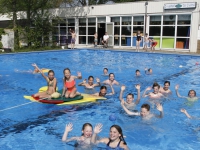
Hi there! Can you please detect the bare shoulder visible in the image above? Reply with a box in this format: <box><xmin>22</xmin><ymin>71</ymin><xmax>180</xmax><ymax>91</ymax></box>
<box><xmin>119</xmin><ymin>142</ymin><xmax>129</xmax><ymax>149</ymax></box>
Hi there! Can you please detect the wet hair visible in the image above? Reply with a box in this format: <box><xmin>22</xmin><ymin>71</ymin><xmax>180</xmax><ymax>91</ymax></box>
<box><xmin>148</xmin><ymin>68</ymin><xmax>152</xmax><ymax>72</ymax></box>
<box><xmin>63</xmin><ymin>68</ymin><xmax>71</xmax><ymax>80</ymax></box>
<box><xmin>145</xmin><ymin>33</ymin><xmax>148</xmax><ymax>35</ymax></box>
<box><xmin>188</xmin><ymin>90</ymin><xmax>196</xmax><ymax>96</ymax></box>
<box><xmin>164</xmin><ymin>81</ymin><xmax>170</xmax><ymax>86</ymax></box>
<box><xmin>141</xmin><ymin>104</ymin><xmax>150</xmax><ymax>111</ymax></box>
<box><xmin>152</xmin><ymin>82</ymin><xmax>160</xmax><ymax>89</ymax></box>
<box><xmin>135</xmin><ymin>69</ymin><xmax>140</xmax><ymax>73</ymax></box>
<box><xmin>103</xmin><ymin>68</ymin><xmax>108</xmax><ymax>71</ymax></box>
<box><xmin>109</xmin><ymin>73</ymin><xmax>115</xmax><ymax>78</ymax></box>
<box><xmin>88</xmin><ymin>76</ymin><xmax>94</xmax><ymax>80</ymax></box>
<box><xmin>110</xmin><ymin>125</ymin><xmax>127</xmax><ymax>145</ymax></box>
<box><xmin>81</xmin><ymin>123</ymin><xmax>93</xmax><ymax>135</ymax></box>
<box><xmin>48</xmin><ymin>70</ymin><xmax>54</xmax><ymax>75</ymax></box>
<box><xmin>99</xmin><ymin>86</ymin><xmax>107</xmax><ymax>96</ymax></box>
<box><xmin>127</xmin><ymin>93</ymin><xmax>134</xmax><ymax>98</ymax></box>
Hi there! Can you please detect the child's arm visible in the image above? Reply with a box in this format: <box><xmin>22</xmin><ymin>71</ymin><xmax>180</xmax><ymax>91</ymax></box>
<box><xmin>61</xmin><ymin>78</ymin><xmax>66</xmax><ymax>97</ymax></box>
<box><xmin>91</xmin><ymin>123</ymin><xmax>107</xmax><ymax>144</ymax></box>
<box><xmin>62</xmin><ymin>123</ymin><xmax>77</xmax><ymax>142</ymax></box>
<box><xmin>142</xmin><ymin>86</ymin><xmax>152</xmax><ymax>97</ymax></box>
<box><xmin>180</xmin><ymin>108</ymin><xmax>192</xmax><ymax>119</ymax></box>
<box><xmin>135</xmin><ymin>84</ymin><xmax>141</xmax><ymax>105</ymax></box>
<box><xmin>32</xmin><ymin>63</ymin><xmax>47</xmax><ymax>80</ymax></box>
<box><xmin>155</xmin><ymin>103</ymin><xmax>164</xmax><ymax>118</ymax></box>
<box><xmin>121</xmin><ymin>100</ymin><xmax>140</xmax><ymax>116</ymax></box>
<box><xmin>73</xmin><ymin>72</ymin><xmax>82</xmax><ymax>79</ymax></box>
<box><xmin>175</xmin><ymin>84</ymin><xmax>186</xmax><ymax>98</ymax></box>
<box><xmin>119</xmin><ymin>85</ymin><xmax>125</xmax><ymax>102</ymax></box>
<box><xmin>93</xmin><ymin>78</ymin><xmax>101</xmax><ymax>87</ymax></box>
<box><xmin>78</xmin><ymin>79</ymin><xmax>86</xmax><ymax>86</ymax></box>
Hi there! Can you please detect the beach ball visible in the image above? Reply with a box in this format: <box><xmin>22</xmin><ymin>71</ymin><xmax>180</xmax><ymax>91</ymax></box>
<box><xmin>109</xmin><ymin>114</ymin><xmax>117</xmax><ymax>121</ymax></box>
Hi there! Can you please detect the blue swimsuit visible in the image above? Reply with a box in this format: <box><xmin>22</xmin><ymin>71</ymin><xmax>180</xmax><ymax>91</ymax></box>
<box><xmin>106</xmin><ymin>139</ymin><xmax>124</xmax><ymax>150</ymax></box>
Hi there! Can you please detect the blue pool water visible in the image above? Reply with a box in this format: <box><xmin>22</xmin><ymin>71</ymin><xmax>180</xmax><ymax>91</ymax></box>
<box><xmin>1</xmin><ymin>49</ymin><xmax>200</xmax><ymax>150</ymax></box>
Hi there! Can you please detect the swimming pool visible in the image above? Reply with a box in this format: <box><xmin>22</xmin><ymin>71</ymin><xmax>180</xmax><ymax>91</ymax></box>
<box><xmin>0</xmin><ymin>49</ymin><xmax>200</xmax><ymax>150</ymax></box>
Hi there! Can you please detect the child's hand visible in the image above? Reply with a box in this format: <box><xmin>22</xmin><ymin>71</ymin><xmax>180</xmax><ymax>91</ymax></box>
<box><xmin>121</xmin><ymin>85</ymin><xmax>126</xmax><ymax>91</ymax></box>
<box><xmin>180</xmin><ymin>108</ymin><xmax>186</xmax><ymax>113</ymax></box>
<box><xmin>96</xmin><ymin>78</ymin><xmax>100</xmax><ymax>83</ymax></box>
<box><xmin>175</xmin><ymin>84</ymin><xmax>179</xmax><ymax>90</ymax></box>
<box><xmin>65</xmin><ymin>123</ymin><xmax>73</xmax><ymax>132</ymax></box>
<box><xmin>32</xmin><ymin>63</ymin><xmax>37</xmax><ymax>67</ymax></box>
<box><xmin>94</xmin><ymin>123</ymin><xmax>103</xmax><ymax>134</ymax></box>
<box><xmin>135</xmin><ymin>84</ymin><xmax>140</xmax><ymax>90</ymax></box>
<box><xmin>77</xmin><ymin>72</ymin><xmax>82</xmax><ymax>77</ymax></box>
<box><xmin>156</xmin><ymin>103</ymin><xmax>163</xmax><ymax>112</ymax></box>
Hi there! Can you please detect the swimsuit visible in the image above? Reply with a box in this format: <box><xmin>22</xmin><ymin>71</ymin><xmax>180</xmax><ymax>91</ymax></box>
<box><xmin>46</xmin><ymin>79</ymin><xmax>55</xmax><ymax>95</ymax></box>
<box><xmin>65</xmin><ymin>80</ymin><xmax>76</xmax><ymax>92</ymax></box>
<box><xmin>152</xmin><ymin>41</ymin><xmax>157</xmax><ymax>47</ymax></box>
<box><xmin>71</xmin><ymin>38</ymin><xmax>76</xmax><ymax>43</ymax></box>
<box><xmin>94</xmin><ymin>39</ymin><xmax>98</xmax><ymax>42</ymax></box>
<box><xmin>136</xmin><ymin>34</ymin><xmax>141</xmax><ymax>41</ymax></box>
<box><xmin>106</xmin><ymin>139</ymin><xmax>124</xmax><ymax>150</ymax></box>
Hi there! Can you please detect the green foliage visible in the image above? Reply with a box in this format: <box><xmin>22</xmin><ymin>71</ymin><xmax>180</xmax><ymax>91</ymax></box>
<box><xmin>0</xmin><ymin>28</ymin><xmax>6</xmax><ymax>40</ymax></box>
<box><xmin>0</xmin><ymin>41</ymin><xmax>3</xmax><ymax>48</ymax></box>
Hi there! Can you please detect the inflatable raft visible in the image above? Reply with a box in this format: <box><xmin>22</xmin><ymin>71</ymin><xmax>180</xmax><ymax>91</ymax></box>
<box><xmin>24</xmin><ymin>86</ymin><xmax>106</xmax><ymax>105</ymax></box>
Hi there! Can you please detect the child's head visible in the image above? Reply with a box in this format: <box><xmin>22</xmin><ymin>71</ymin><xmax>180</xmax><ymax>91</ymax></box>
<box><xmin>188</xmin><ymin>90</ymin><xmax>196</xmax><ymax>98</ymax></box>
<box><xmin>63</xmin><ymin>68</ymin><xmax>71</xmax><ymax>79</ymax></box>
<box><xmin>88</xmin><ymin>76</ymin><xmax>94</xmax><ymax>85</ymax></box>
<box><xmin>137</xmin><ymin>31</ymin><xmax>140</xmax><ymax>33</ymax></box>
<box><xmin>81</xmin><ymin>123</ymin><xmax>93</xmax><ymax>138</ymax></box>
<box><xmin>152</xmin><ymin>82</ymin><xmax>160</xmax><ymax>93</ymax></box>
<box><xmin>135</xmin><ymin>69</ymin><xmax>140</xmax><ymax>76</ymax></box>
<box><xmin>126</xmin><ymin>93</ymin><xmax>134</xmax><ymax>104</ymax></box>
<box><xmin>164</xmin><ymin>81</ymin><xmax>170</xmax><ymax>90</ymax></box>
<box><xmin>140</xmin><ymin>104</ymin><xmax>150</xmax><ymax>117</ymax></box>
<box><xmin>145</xmin><ymin>33</ymin><xmax>148</xmax><ymax>36</ymax></box>
<box><xmin>48</xmin><ymin>70</ymin><xmax>55</xmax><ymax>80</ymax></box>
<box><xmin>103</xmin><ymin>68</ymin><xmax>108</xmax><ymax>75</ymax></box>
<box><xmin>109</xmin><ymin>125</ymin><xmax>127</xmax><ymax>145</ymax></box>
<box><xmin>109</xmin><ymin>73</ymin><xmax>115</xmax><ymax>81</ymax></box>
<box><xmin>99</xmin><ymin>86</ymin><xmax>107</xmax><ymax>96</ymax></box>
<box><xmin>148</xmin><ymin>68</ymin><xmax>152</xmax><ymax>74</ymax></box>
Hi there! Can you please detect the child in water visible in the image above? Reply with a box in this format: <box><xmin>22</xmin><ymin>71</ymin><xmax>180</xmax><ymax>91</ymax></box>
<box><xmin>91</xmin><ymin>124</ymin><xmax>129</xmax><ymax>150</ymax></box>
<box><xmin>121</xmin><ymin>102</ymin><xmax>163</xmax><ymax>120</ymax></box>
<box><xmin>61</xmin><ymin>68</ymin><xmax>82</xmax><ymax>98</ymax></box>
<box><xmin>135</xmin><ymin>69</ymin><xmax>141</xmax><ymax>76</ymax></box>
<box><xmin>175</xmin><ymin>84</ymin><xmax>199</xmax><ymax>101</ymax></box>
<box><xmin>119</xmin><ymin>85</ymin><xmax>141</xmax><ymax>111</ymax></box>
<box><xmin>142</xmin><ymin>82</ymin><xmax>164</xmax><ymax>99</ymax></box>
<box><xmin>103</xmin><ymin>68</ymin><xmax>109</xmax><ymax>76</ymax></box>
<box><xmin>159</xmin><ymin>81</ymin><xmax>172</xmax><ymax>96</ymax></box>
<box><xmin>78</xmin><ymin>76</ymin><xmax>100</xmax><ymax>89</ymax></box>
<box><xmin>93</xmin><ymin>85</ymin><xmax>115</xmax><ymax>97</ymax></box>
<box><xmin>145</xmin><ymin>68</ymin><xmax>153</xmax><ymax>75</ymax></box>
<box><xmin>62</xmin><ymin>123</ymin><xmax>94</xmax><ymax>150</ymax></box>
<box><xmin>32</xmin><ymin>63</ymin><xmax>57</xmax><ymax>99</ymax></box>
<box><xmin>103</xmin><ymin>73</ymin><xmax>119</xmax><ymax>85</ymax></box>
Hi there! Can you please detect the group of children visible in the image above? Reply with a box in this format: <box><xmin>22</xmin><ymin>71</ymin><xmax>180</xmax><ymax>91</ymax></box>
<box><xmin>31</xmin><ymin>64</ymin><xmax>199</xmax><ymax>149</ymax></box>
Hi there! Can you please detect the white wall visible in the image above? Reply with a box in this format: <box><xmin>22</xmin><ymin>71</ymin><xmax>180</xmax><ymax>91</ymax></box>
<box><xmin>1</xmin><ymin>29</ymin><xmax>14</xmax><ymax>49</ymax></box>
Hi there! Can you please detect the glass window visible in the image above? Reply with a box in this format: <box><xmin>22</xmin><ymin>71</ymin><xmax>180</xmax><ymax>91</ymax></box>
<box><xmin>163</xmin><ymin>15</ymin><xmax>175</xmax><ymax>25</ymax></box>
<box><xmin>114</xmin><ymin>34</ymin><xmax>119</xmax><ymax>46</ymax></box>
<box><xmin>88</xmin><ymin>27</ymin><xmax>96</xmax><ymax>35</ymax></box>
<box><xmin>149</xmin><ymin>26</ymin><xmax>161</xmax><ymax>36</ymax></box>
<box><xmin>79</xmin><ymin>27</ymin><xmax>86</xmax><ymax>35</ymax></box>
<box><xmin>60</xmin><ymin>36</ymin><xmax>67</xmax><ymax>45</ymax></box>
<box><xmin>133</xmin><ymin>16</ymin><xmax>144</xmax><ymax>25</ymax></box>
<box><xmin>121</xmin><ymin>26</ymin><xmax>131</xmax><ymax>36</ymax></box>
<box><xmin>122</xmin><ymin>17</ymin><xmax>131</xmax><ymax>25</ymax></box>
<box><xmin>162</xmin><ymin>38</ymin><xmax>174</xmax><ymax>48</ymax></box>
<box><xmin>162</xmin><ymin>26</ymin><xmax>175</xmax><ymax>36</ymax></box>
<box><xmin>88</xmin><ymin>18</ymin><xmax>96</xmax><ymax>26</ymax></box>
<box><xmin>98</xmin><ymin>17</ymin><xmax>106</xmax><ymax>23</ymax></box>
<box><xmin>111</xmin><ymin>17</ymin><xmax>120</xmax><ymax>25</ymax></box>
<box><xmin>79</xmin><ymin>36</ymin><xmax>86</xmax><ymax>44</ymax></box>
<box><xmin>60</xmin><ymin>27</ymin><xmax>66</xmax><ymax>35</ymax></box>
<box><xmin>121</xmin><ymin>37</ymin><xmax>130</xmax><ymax>46</ymax></box>
<box><xmin>67</xmin><ymin>19</ymin><xmax>75</xmax><ymax>26</ymax></box>
<box><xmin>177</xmin><ymin>26</ymin><xmax>190</xmax><ymax>37</ymax></box>
<box><xmin>176</xmin><ymin>38</ymin><xmax>189</xmax><ymax>49</ymax></box>
<box><xmin>79</xmin><ymin>18</ymin><xmax>86</xmax><ymax>26</ymax></box>
<box><xmin>133</xmin><ymin>26</ymin><xmax>143</xmax><ymax>36</ymax></box>
<box><xmin>150</xmin><ymin>16</ymin><xmax>161</xmax><ymax>25</ymax></box>
<box><xmin>178</xmin><ymin>15</ymin><xmax>191</xmax><ymax>25</ymax></box>
<box><xmin>88</xmin><ymin>36</ymin><xmax>94</xmax><ymax>44</ymax></box>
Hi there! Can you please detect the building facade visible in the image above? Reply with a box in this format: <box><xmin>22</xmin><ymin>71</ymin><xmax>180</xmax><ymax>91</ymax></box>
<box><xmin>0</xmin><ymin>0</ymin><xmax>200</xmax><ymax>52</ymax></box>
